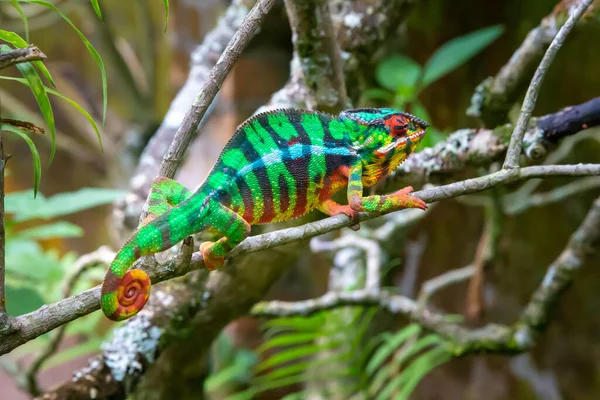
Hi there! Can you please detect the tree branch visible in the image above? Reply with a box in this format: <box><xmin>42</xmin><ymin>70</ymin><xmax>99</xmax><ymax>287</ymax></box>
<box><xmin>503</xmin><ymin>0</ymin><xmax>594</xmax><ymax>169</ymax></box>
<box><xmin>157</xmin><ymin>0</ymin><xmax>276</xmax><ymax>181</ymax></box>
<box><xmin>467</xmin><ymin>0</ymin><xmax>599</xmax><ymax>126</ymax></box>
<box><xmin>124</xmin><ymin>0</ymin><xmax>258</xmax><ymax>226</ymax></box>
<box><xmin>2</xmin><ymin>162</ymin><xmax>599</xmax><ymax>356</ymax></box>
<box><xmin>253</xmin><ymin>194</ymin><xmax>600</xmax><ymax>354</ymax></box>
<box><xmin>390</xmin><ymin>96</ymin><xmax>600</xmax><ymax>182</ymax></box>
<box><xmin>0</xmin><ymin>45</ymin><xmax>46</xmax><ymax>70</ymax></box>
<box><xmin>0</xmin><ymin>139</ymin><xmax>6</xmax><ymax>315</ymax></box>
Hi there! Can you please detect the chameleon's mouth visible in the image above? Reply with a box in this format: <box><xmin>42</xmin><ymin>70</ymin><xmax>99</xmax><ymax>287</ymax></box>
<box><xmin>377</xmin><ymin>128</ymin><xmax>427</xmax><ymax>154</ymax></box>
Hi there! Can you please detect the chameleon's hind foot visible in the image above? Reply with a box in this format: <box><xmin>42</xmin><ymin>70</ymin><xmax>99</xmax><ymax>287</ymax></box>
<box><xmin>200</xmin><ymin>241</ymin><xmax>225</xmax><ymax>271</ymax></box>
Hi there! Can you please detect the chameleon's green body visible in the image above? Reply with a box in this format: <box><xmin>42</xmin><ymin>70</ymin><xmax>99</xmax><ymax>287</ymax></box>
<box><xmin>101</xmin><ymin>108</ymin><xmax>429</xmax><ymax>321</ymax></box>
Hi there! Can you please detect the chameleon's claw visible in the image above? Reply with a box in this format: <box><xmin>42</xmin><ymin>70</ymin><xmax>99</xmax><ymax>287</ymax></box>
<box><xmin>394</xmin><ymin>186</ymin><xmax>428</xmax><ymax>211</ymax></box>
<box><xmin>200</xmin><ymin>241</ymin><xmax>225</xmax><ymax>271</ymax></box>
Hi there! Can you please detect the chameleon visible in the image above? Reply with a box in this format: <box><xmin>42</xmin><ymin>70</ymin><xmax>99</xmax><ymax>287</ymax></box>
<box><xmin>101</xmin><ymin>108</ymin><xmax>429</xmax><ymax>321</ymax></box>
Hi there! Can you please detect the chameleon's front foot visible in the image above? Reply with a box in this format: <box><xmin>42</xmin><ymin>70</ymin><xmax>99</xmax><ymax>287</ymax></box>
<box><xmin>393</xmin><ymin>186</ymin><xmax>428</xmax><ymax>211</ymax></box>
<box><xmin>200</xmin><ymin>241</ymin><xmax>225</xmax><ymax>271</ymax></box>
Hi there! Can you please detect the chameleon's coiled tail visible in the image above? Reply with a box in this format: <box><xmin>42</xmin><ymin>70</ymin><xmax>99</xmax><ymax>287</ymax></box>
<box><xmin>100</xmin><ymin>241</ymin><xmax>151</xmax><ymax>321</ymax></box>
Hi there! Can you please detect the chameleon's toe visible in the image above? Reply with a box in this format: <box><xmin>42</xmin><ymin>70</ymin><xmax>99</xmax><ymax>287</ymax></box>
<box><xmin>200</xmin><ymin>241</ymin><xmax>225</xmax><ymax>271</ymax></box>
<box><xmin>394</xmin><ymin>186</ymin><xmax>428</xmax><ymax>211</ymax></box>
<box><xmin>338</xmin><ymin>205</ymin><xmax>361</xmax><ymax>231</ymax></box>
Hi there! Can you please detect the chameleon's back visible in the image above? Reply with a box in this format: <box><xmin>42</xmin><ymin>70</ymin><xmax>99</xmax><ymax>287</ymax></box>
<box><xmin>199</xmin><ymin>109</ymin><xmax>357</xmax><ymax>224</ymax></box>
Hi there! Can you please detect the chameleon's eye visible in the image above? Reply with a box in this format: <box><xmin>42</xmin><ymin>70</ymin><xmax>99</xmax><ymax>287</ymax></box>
<box><xmin>384</xmin><ymin>115</ymin><xmax>409</xmax><ymax>137</ymax></box>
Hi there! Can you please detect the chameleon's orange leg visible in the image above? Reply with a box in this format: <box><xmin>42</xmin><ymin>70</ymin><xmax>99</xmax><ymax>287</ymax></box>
<box><xmin>318</xmin><ymin>198</ymin><xmax>361</xmax><ymax>231</ymax></box>
<box><xmin>200</xmin><ymin>204</ymin><xmax>251</xmax><ymax>270</ymax></box>
<box><xmin>347</xmin><ymin>163</ymin><xmax>428</xmax><ymax>212</ymax></box>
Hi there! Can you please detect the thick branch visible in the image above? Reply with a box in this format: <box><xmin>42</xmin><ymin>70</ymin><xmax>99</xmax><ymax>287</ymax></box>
<box><xmin>3</xmin><ymin>163</ymin><xmax>599</xmax><ymax>356</ymax></box>
<box><xmin>503</xmin><ymin>0</ymin><xmax>594</xmax><ymax>169</ymax></box>
<box><xmin>0</xmin><ymin>46</ymin><xmax>46</xmax><ymax>70</ymax></box>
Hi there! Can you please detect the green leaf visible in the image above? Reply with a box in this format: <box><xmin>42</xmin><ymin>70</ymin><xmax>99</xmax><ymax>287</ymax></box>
<box><xmin>5</xmin><ymin>238</ymin><xmax>64</xmax><ymax>281</ymax></box>
<box><xmin>392</xmin><ymin>334</ymin><xmax>443</xmax><ymax>368</ymax></box>
<box><xmin>1</xmin><ymin>124</ymin><xmax>42</xmax><ymax>196</ymax></box>
<box><xmin>0</xmin><ymin>29</ymin><xmax>55</xmax><ymax>87</ymax></box>
<box><xmin>5</xmin><ymin>188</ymin><xmax>127</xmax><ymax>221</ymax></box>
<box><xmin>366</xmin><ymin>324</ymin><xmax>421</xmax><ymax>376</ymax></box>
<box><xmin>257</xmin><ymin>332</ymin><xmax>320</xmax><ymax>353</ymax></box>
<box><xmin>0</xmin><ymin>43</ymin><xmax>56</xmax><ymax>161</ymax></box>
<box><xmin>263</xmin><ymin>315</ymin><xmax>326</xmax><ymax>333</ymax></box>
<box><xmin>17</xmin><ymin>221</ymin><xmax>84</xmax><ymax>239</ymax></box>
<box><xmin>9</xmin><ymin>0</ymin><xmax>29</xmax><ymax>42</ymax></box>
<box><xmin>422</xmin><ymin>25</ymin><xmax>504</xmax><ymax>87</ymax></box>
<box><xmin>396</xmin><ymin>346</ymin><xmax>452</xmax><ymax>400</ymax></box>
<box><xmin>24</xmin><ymin>0</ymin><xmax>108</xmax><ymax>124</ymax></box>
<box><xmin>255</xmin><ymin>344</ymin><xmax>323</xmax><ymax>372</ymax></box>
<box><xmin>375</xmin><ymin>54</ymin><xmax>422</xmax><ymax>91</ymax></box>
<box><xmin>205</xmin><ymin>350</ymin><xmax>258</xmax><ymax>391</ymax></box>
<box><xmin>0</xmin><ymin>75</ymin><xmax>103</xmax><ymax>151</ymax></box>
<box><xmin>5</xmin><ymin>285</ymin><xmax>45</xmax><ymax>316</ymax></box>
<box><xmin>162</xmin><ymin>0</ymin><xmax>169</xmax><ymax>32</ymax></box>
<box><xmin>90</xmin><ymin>0</ymin><xmax>102</xmax><ymax>19</ymax></box>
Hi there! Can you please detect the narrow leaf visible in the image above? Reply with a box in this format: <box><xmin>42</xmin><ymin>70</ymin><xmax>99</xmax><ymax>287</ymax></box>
<box><xmin>90</xmin><ymin>0</ymin><xmax>102</xmax><ymax>19</ymax></box>
<box><xmin>162</xmin><ymin>0</ymin><xmax>169</xmax><ymax>31</ymax></box>
<box><xmin>0</xmin><ymin>29</ymin><xmax>55</xmax><ymax>87</ymax></box>
<box><xmin>0</xmin><ymin>43</ymin><xmax>55</xmax><ymax>160</ymax></box>
<box><xmin>366</xmin><ymin>324</ymin><xmax>421</xmax><ymax>376</ymax></box>
<box><xmin>396</xmin><ymin>347</ymin><xmax>452</xmax><ymax>400</ymax></box>
<box><xmin>1</xmin><ymin>124</ymin><xmax>41</xmax><ymax>196</ymax></box>
<box><xmin>9</xmin><ymin>0</ymin><xmax>29</xmax><ymax>42</ymax></box>
<box><xmin>257</xmin><ymin>332</ymin><xmax>320</xmax><ymax>353</ymax></box>
<box><xmin>0</xmin><ymin>75</ymin><xmax>103</xmax><ymax>151</ymax></box>
<box><xmin>25</xmin><ymin>0</ymin><xmax>108</xmax><ymax>124</ymax></box>
<box><xmin>422</xmin><ymin>25</ymin><xmax>504</xmax><ymax>87</ymax></box>
<box><xmin>255</xmin><ymin>344</ymin><xmax>322</xmax><ymax>372</ymax></box>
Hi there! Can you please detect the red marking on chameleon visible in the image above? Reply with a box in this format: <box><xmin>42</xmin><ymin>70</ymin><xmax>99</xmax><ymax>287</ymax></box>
<box><xmin>385</xmin><ymin>115</ymin><xmax>409</xmax><ymax>137</ymax></box>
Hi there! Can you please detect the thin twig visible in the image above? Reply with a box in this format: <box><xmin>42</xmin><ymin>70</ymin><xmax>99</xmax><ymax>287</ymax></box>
<box><xmin>1</xmin><ymin>163</ymin><xmax>599</xmax><ymax>356</ymax></box>
<box><xmin>507</xmin><ymin>176</ymin><xmax>600</xmax><ymax>215</ymax></box>
<box><xmin>503</xmin><ymin>0</ymin><xmax>594</xmax><ymax>169</ymax></box>
<box><xmin>0</xmin><ymin>46</ymin><xmax>47</xmax><ymax>70</ymax></box>
<box><xmin>157</xmin><ymin>0</ymin><xmax>277</xmax><ymax>181</ymax></box>
<box><xmin>311</xmin><ymin>233</ymin><xmax>382</xmax><ymax>290</ymax></box>
<box><xmin>417</xmin><ymin>265</ymin><xmax>476</xmax><ymax>311</ymax></box>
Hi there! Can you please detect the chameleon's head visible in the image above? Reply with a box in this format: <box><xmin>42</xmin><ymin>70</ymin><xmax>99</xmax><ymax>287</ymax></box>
<box><xmin>340</xmin><ymin>108</ymin><xmax>429</xmax><ymax>158</ymax></box>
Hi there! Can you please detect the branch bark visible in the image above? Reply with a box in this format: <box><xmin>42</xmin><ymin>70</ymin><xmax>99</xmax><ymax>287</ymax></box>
<box><xmin>3</xmin><ymin>163</ymin><xmax>600</xmax><ymax>357</ymax></box>
<box><xmin>0</xmin><ymin>46</ymin><xmax>46</xmax><ymax>70</ymax></box>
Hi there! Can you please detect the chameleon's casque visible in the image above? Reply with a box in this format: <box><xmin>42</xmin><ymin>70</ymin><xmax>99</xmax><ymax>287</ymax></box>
<box><xmin>101</xmin><ymin>108</ymin><xmax>429</xmax><ymax>321</ymax></box>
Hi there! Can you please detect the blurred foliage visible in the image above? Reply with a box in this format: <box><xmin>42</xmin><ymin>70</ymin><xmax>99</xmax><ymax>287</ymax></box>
<box><xmin>206</xmin><ymin>308</ymin><xmax>454</xmax><ymax>399</ymax></box>
<box><xmin>3</xmin><ymin>187</ymin><xmax>125</xmax><ymax>370</ymax></box>
<box><xmin>363</xmin><ymin>25</ymin><xmax>504</xmax><ymax>150</ymax></box>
